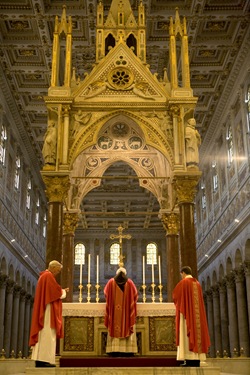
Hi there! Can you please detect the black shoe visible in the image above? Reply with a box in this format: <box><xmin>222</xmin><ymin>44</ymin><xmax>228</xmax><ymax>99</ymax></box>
<box><xmin>181</xmin><ymin>360</ymin><xmax>200</xmax><ymax>367</ymax></box>
<box><xmin>35</xmin><ymin>361</ymin><xmax>56</xmax><ymax>367</ymax></box>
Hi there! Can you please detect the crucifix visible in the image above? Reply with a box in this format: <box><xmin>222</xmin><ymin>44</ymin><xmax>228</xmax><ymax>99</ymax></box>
<box><xmin>110</xmin><ymin>225</ymin><xmax>131</xmax><ymax>267</ymax></box>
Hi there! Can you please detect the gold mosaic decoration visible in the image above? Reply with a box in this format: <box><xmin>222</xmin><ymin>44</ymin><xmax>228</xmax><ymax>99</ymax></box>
<box><xmin>64</xmin><ymin>316</ymin><xmax>94</xmax><ymax>351</ymax></box>
<box><xmin>149</xmin><ymin>316</ymin><xmax>176</xmax><ymax>351</ymax></box>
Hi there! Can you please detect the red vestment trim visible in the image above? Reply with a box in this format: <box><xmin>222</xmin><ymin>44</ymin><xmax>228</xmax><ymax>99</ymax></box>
<box><xmin>29</xmin><ymin>270</ymin><xmax>64</xmax><ymax>346</ymax></box>
<box><xmin>104</xmin><ymin>278</ymin><xmax>138</xmax><ymax>338</ymax></box>
<box><xmin>173</xmin><ymin>277</ymin><xmax>210</xmax><ymax>354</ymax></box>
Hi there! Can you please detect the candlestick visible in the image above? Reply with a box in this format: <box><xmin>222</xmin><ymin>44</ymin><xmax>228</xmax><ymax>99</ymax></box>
<box><xmin>142</xmin><ymin>255</ymin><xmax>145</xmax><ymax>285</ymax></box>
<box><xmin>142</xmin><ymin>284</ymin><xmax>146</xmax><ymax>303</ymax></box>
<box><xmin>80</xmin><ymin>259</ymin><xmax>82</xmax><ymax>285</ymax></box>
<box><xmin>152</xmin><ymin>262</ymin><xmax>154</xmax><ymax>284</ymax></box>
<box><xmin>96</xmin><ymin>255</ymin><xmax>99</xmax><ymax>284</ymax></box>
<box><xmin>158</xmin><ymin>255</ymin><xmax>161</xmax><ymax>285</ymax></box>
<box><xmin>158</xmin><ymin>284</ymin><xmax>163</xmax><ymax>303</ymax></box>
<box><xmin>87</xmin><ymin>283</ymin><xmax>91</xmax><ymax>303</ymax></box>
<box><xmin>88</xmin><ymin>254</ymin><xmax>91</xmax><ymax>283</ymax></box>
<box><xmin>95</xmin><ymin>283</ymin><xmax>100</xmax><ymax>303</ymax></box>
<box><xmin>78</xmin><ymin>284</ymin><xmax>83</xmax><ymax>303</ymax></box>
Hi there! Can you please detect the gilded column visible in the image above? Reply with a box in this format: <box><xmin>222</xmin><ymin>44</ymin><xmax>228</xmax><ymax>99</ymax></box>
<box><xmin>234</xmin><ymin>268</ymin><xmax>250</xmax><ymax>356</ymax></box>
<box><xmin>10</xmin><ymin>285</ymin><xmax>21</xmax><ymax>357</ymax></box>
<box><xmin>174</xmin><ymin>175</ymin><xmax>201</xmax><ymax>278</ymax></box>
<box><xmin>0</xmin><ymin>274</ymin><xmax>7</xmax><ymax>351</ymax></box>
<box><xmin>42</xmin><ymin>174</ymin><xmax>70</xmax><ymax>266</ymax></box>
<box><xmin>62</xmin><ymin>105</ymin><xmax>70</xmax><ymax>165</ymax></box>
<box><xmin>226</xmin><ymin>273</ymin><xmax>239</xmax><ymax>357</ymax></box>
<box><xmin>219</xmin><ymin>280</ymin><xmax>230</xmax><ymax>357</ymax></box>
<box><xmin>62</xmin><ymin>211</ymin><xmax>79</xmax><ymax>302</ymax></box>
<box><xmin>161</xmin><ymin>211</ymin><xmax>180</xmax><ymax>301</ymax></box>
<box><xmin>3</xmin><ymin>280</ymin><xmax>14</xmax><ymax>357</ymax></box>
<box><xmin>206</xmin><ymin>290</ymin><xmax>215</xmax><ymax>357</ymax></box>
<box><xmin>17</xmin><ymin>290</ymin><xmax>26</xmax><ymax>357</ymax></box>
<box><xmin>212</xmin><ymin>285</ymin><xmax>222</xmax><ymax>356</ymax></box>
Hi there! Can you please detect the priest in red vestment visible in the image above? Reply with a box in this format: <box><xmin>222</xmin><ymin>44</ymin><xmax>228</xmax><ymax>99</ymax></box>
<box><xmin>104</xmin><ymin>267</ymin><xmax>138</xmax><ymax>356</ymax></box>
<box><xmin>29</xmin><ymin>260</ymin><xmax>69</xmax><ymax>367</ymax></box>
<box><xmin>173</xmin><ymin>266</ymin><xmax>210</xmax><ymax>367</ymax></box>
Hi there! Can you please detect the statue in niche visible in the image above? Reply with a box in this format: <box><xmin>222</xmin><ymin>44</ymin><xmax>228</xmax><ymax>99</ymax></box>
<box><xmin>42</xmin><ymin>121</ymin><xmax>57</xmax><ymax>165</ymax></box>
<box><xmin>72</xmin><ymin>110</ymin><xmax>92</xmax><ymax>136</ymax></box>
<box><xmin>185</xmin><ymin>118</ymin><xmax>201</xmax><ymax>167</ymax></box>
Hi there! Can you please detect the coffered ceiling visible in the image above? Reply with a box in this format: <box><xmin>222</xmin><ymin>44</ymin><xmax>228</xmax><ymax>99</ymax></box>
<box><xmin>0</xmin><ymin>0</ymin><xmax>249</xmax><ymax>232</ymax></box>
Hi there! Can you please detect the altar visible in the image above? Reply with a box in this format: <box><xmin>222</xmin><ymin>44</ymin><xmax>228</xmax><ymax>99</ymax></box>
<box><xmin>61</xmin><ymin>303</ymin><xmax>176</xmax><ymax>357</ymax></box>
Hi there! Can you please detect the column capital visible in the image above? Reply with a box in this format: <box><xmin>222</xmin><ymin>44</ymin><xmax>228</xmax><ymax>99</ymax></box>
<box><xmin>63</xmin><ymin>211</ymin><xmax>80</xmax><ymax>235</ymax></box>
<box><xmin>0</xmin><ymin>274</ymin><xmax>8</xmax><ymax>288</ymax></box>
<box><xmin>160</xmin><ymin>211</ymin><xmax>179</xmax><ymax>235</ymax></box>
<box><xmin>41</xmin><ymin>173</ymin><xmax>70</xmax><ymax>202</ymax></box>
<box><xmin>225</xmin><ymin>273</ymin><xmax>235</xmax><ymax>288</ymax></box>
<box><xmin>242</xmin><ymin>261</ymin><xmax>250</xmax><ymax>277</ymax></box>
<box><xmin>173</xmin><ymin>173</ymin><xmax>201</xmax><ymax>203</ymax></box>
<box><xmin>234</xmin><ymin>267</ymin><xmax>245</xmax><ymax>283</ymax></box>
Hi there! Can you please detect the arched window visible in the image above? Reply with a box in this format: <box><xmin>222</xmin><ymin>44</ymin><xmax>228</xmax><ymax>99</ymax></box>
<box><xmin>146</xmin><ymin>243</ymin><xmax>157</xmax><ymax>265</ymax></box>
<box><xmin>0</xmin><ymin>124</ymin><xmax>7</xmax><ymax>165</ymax></box>
<box><xmin>42</xmin><ymin>213</ymin><xmax>47</xmax><ymax>238</ymax></box>
<box><xmin>226</xmin><ymin>125</ymin><xmax>233</xmax><ymax>166</ymax></box>
<box><xmin>201</xmin><ymin>182</ymin><xmax>206</xmax><ymax>209</ymax></box>
<box><xmin>75</xmin><ymin>243</ymin><xmax>85</xmax><ymax>265</ymax></box>
<box><xmin>212</xmin><ymin>160</ymin><xmax>218</xmax><ymax>192</ymax></box>
<box><xmin>26</xmin><ymin>178</ymin><xmax>31</xmax><ymax>209</ymax></box>
<box><xmin>110</xmin><ymin>243</ymin><xmax>120</xmax><ymax>265</ymax></box>
<box><xmin>35</xmin><ymin>196</ymin><xmax>40</xmax><ymax>225</ymax></box>
<box><xmin>14</xmin><ymin>155</ymin><xmax>21</xmax><ymax>189</ymax></box>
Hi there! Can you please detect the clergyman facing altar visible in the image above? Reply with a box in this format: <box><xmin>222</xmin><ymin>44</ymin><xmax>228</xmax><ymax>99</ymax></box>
<box><xmin>104</xmin><ymin>267</ymin><xmax>138</xmax><ymax>356</ymax></box>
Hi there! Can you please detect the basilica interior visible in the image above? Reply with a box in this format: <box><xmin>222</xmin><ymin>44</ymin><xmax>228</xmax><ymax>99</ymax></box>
<box><xmin>0</xmin><ymin>1</ymin><xmax>250</xmax><ymax>374</ymax></box>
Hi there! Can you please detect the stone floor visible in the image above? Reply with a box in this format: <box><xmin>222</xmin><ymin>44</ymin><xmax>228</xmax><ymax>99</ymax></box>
<box><xmin>1</xmin><ymin>358</ymin><xmax>250</xmax><ymax>375</ymax></box>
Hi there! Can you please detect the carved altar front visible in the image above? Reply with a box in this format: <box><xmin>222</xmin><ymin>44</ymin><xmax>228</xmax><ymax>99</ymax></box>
<box><xmin>61</xmin><ymin>303</ymin><xmax>176</xmax><ymax>357</ymax></box>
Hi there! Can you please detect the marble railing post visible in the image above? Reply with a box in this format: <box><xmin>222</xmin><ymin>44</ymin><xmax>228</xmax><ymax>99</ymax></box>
<box><xmin>3</xmin><ymin>280</ymin><xmax>15</xmax><ymax>357</ymax></box>
<box><xmin>17</xmin><ymin>290</ymin><xmax>26</xmax><ymax>357</ymax></box>
<box><xmin>0</xmin><ymin>274</ymin><xmax>8</xmax><ymax>351</ymax></box>
<box><xmin>206</xmin><ymin>290</ymin><xmax>215</xmax><ymax>357</ymax></box>
<box><xmin>212</xmin><ymin>285</ymin><xmax>222</xmax><ymax>356</ymax></box>
<box><xmin>160</xmin><ymin>212</ymin><xmax>180</xmax><ymax>301</ymax></box>
<box><xmin>243</xmin><ymin>261</ymin><xmax>250</xmax><ymax>331</ymax></box>
<box><xmin>62</xmin><ymin>211</ymin><xmax>79</xmax><ymax>302</ymax></box>
<box><xmin>219</xmin><ymin>280</ymin><xmax>230</xmax><ymax>356</ymax></box>
<box><xmin>23</xmin><ymin>294</ymin><xmax>31</xmax><ymax>358</ymax></box>
<box><xmin>234</xmin><ymin>268</ymin><xmax>250</xmax><ymax>356</ymax></box>
<box><xmin>10</xmin><ymin>285</ymin><xmax>21</xmax><ymax>357</ymax></box>
<box><xmin>226</xmin><ymin>273</ymin><xmax>239</xmax><ymax>357</ymax></box>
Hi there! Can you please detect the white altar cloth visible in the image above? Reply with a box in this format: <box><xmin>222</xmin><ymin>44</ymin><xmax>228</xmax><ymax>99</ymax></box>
<box><xmin>62</xmin><ymin>302</ymin><xmax>176</xmax><ymax>317</ymax></box>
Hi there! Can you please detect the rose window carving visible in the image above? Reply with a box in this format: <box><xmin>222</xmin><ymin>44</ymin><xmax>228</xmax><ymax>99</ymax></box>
<box><xmin>108</xmin><ymin>67</ymin><xmax>134</xmax><ymax>89</ymax></box>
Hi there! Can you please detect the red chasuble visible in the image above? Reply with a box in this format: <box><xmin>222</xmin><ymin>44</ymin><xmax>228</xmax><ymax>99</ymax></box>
<box><xmin>104</xmin><ymin>278</ymin><xmax>138</xmax><ymax>338</ymax></box>
<box><xmin>173</xmin><ymin>277</ymin><xmax>210</xmax><ymax>354</ymax></box>
<box><xmin>29</xmin><ymin>270</ymin><xmax>64</xmax><ymax>346</ymax></box>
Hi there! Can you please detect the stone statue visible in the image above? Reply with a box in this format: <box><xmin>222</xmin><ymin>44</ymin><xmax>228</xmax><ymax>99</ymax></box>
<box><xmin>185</xmin><ymin>118</ymin><xmax>201</xmax><ymax>167</ymax></box>
<box><xmin>42</xmin><ymin>121</ymin><xmax>57</xmax><ymax>165</ymax></box>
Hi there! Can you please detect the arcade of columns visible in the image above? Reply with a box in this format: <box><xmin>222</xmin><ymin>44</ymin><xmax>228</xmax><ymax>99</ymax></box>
<box><xmin>0</xmin><ymin>0</ymin><xmax>250</xmax><ymax>361</ymax></box>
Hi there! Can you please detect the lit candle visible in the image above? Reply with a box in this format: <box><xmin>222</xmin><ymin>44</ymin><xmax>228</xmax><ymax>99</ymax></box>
<box><xmin>152</xmin><ymin>261</ymin><xmax>154</xmax><ymax>284</ymax></box>
<box><xmin>80</xmin><ymin>259</ymin><xmax>82</xmax><ymax>285</ymax></box>
<box><xmin>158</xmin><ymin>255</ymin><xmax>161</xmax><ymax>285</ymax></box>
<box><xmin>88</xmin><ymin>254</ymin><xmax>91</xmax><ymax>284</ymax></box>
<box><xmin>96</xmin><ymin>255</ymin><xmax>99</xmax><ymax>284</ymax></box>
<box><xmin>142</xmin><ymin>256</ymin><xmax>145</xmax><ymax>285</ymax></box>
